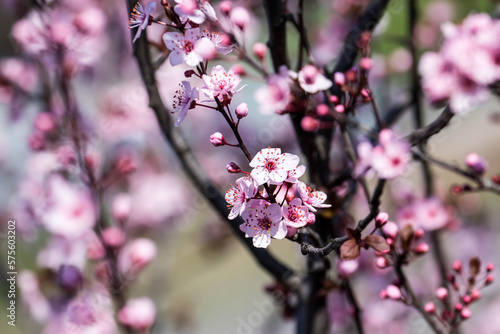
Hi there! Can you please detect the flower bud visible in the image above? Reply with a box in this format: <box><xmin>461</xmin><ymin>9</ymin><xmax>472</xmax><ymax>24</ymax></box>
<box><xmin>57</xmin><ymin>265</ymin><xmax>83</xmax><ymax>293</ymax></box>
<box><xmin>375</xmin><ymin>212</ymin><xmax>389</xmax><ymax>228</ymax></box>
<box><xmin>452</xmin><ymin>259</ymin><xmax>462</xmax><ymax>273</ymax></box>
<box><xmin>486</xmin><ymin>274</ymin><xmax>494</xmax><ymax>285</ymax></box>
<box><xmin>461</xmin><ymin>308</ymin><xmax>471</xmax><ymax>319</ymax></box>
<box><xmin>231</xmin><ymin>64</ymin><xmax>246</xmax><ymax>76</ymax></box>
<box><xmin>492</xmin><ymin>174</ymin><xmax>500</xmax><ymax>185</ymax></box>
<box><xmin>306</xmin><ymin>212</ymin><xmax>316</xmax><ymax>226</ymax></box>
<box><xmin>118</xmin><ymin>238</ymin><xmax>157</xmax><ymax>274</ymax></box>
<box><xmin>118</xmin><ymin>297</ymin><xmax>156</xmax><ymax>330</ymax></box>
<box><xmin>382</xmin><ymin>221</ymin><xmax>399</xmax><ymax>239</ymax></box>
<box><xmin>316</xmin><ymin>104</ymin><xmax>329</xmax><ymax>116</ymax></box>
<box><xmin>379</xmin><ymin>289</ymin><xmax>388</xmax><ymax>299</ymax></box>
<box><xmin>375</xmin><ymin>256</ymin><xmax>388</xmax><ymax>269</ymax></box>
<box><xmin>230</xmin><ymin>7</ymin><xmax>250</xmax><ymax>30</ymax></box>
<box><xmin>329</xmin><ymin>95</ymin><xmax>339</xmax><ymax>104</ymax></box>
<box><xmin>28</xmin><ymin>132</ymin><xmax>45</xmax><ymax>151</ymax></box>
<box><xmin>463</xmin><ymin>295</ymin><xmax>471</xmax><ymax>304</ymax></box>
<box><xmin>465</xmin><ymin>153</ymin><xmax>488</xmax><ymax>175</ymax></box>
<box><xmin>301</xmin><ymin>116</ymin><xmax>319</xmax><ymax>132</ymax></box>
<box><xmin>226</xmin><ymin>162</ymin><xmax>241</xmax><ymax>174</ymax></box>
<box><xmin>334</xmin><ymin>104</ymin><xmax>345</xmax><ymax>113</ymax></box>
<box><xmin>112</xmin><ymin>193</ymin><xmax>132</xmax><ymax>222</ymax></box>
<box><xmin>455</xmin><ymin>303</ymin><xmax>463</xmax><ymax>311</ymax></box>
<box><xmin>235</xmin><ymin>103</ymin><xmax>248</xmax><ymax>119</ymax></box>
<box><xmin>34</xmin><ymin>113</ymin><xmax>55</xmax><ymax>133</ymax></box>
<box><xmin>386</xmin><ymin>284</ymin><xmax>401</xmax><ymax>299</ymax></box>
<box><xmin>436</xmin><ymin>287</ymin><xmax>448</xmax><ymax>300</ymax></box>
<box><xmin>486</xmin><ymin>263</ymin><xmax>495</xmax><ymax>272</ymax></box>
<box><xmin>424</xmin><ymin>302</ymin><xmax>436</xmax><ymax>314</ymax></box>
<box><xmin>210</xmin><ymin>132</ymin><xmax>226</xmax><ymax>147</ymax></box>
<box><xmin>252</xmin><ymin>43</ymin><xmax>267</xmax><ymax>60</ymax></box>
<box><xmin>470</xmin><ymin>289</ymin><xmax>481</xmax><ymax>301</ymax></box>
<box><xmin>360</xmin><ymin>57</ymin><xmax>373</xmax><ymax>71</ymax></box>
<box><xmin>415</xmin><ymin>243</ymin><xmax>429</xmax><ymax>255</ymax></box>
<box><xmin>102</xmin><ymin>227</ymin><xmax>126</xmax><ymax>248</ymax></box>
<box><xmin>414</xmin><ymin>228</ymin><xmax>424</xmax><ymax>240</ymax></box>
<box><xmin>334</xmin><ymin>72</ymin><xmax>345</xmax><ymax>86</ymax></box>
<box><xmin>219</xmin><ymin>1</ymin><xmax>232</xmax><ymax>16</ymax></box>
<box><xmin>338</xmin><ymin>260</ymin><xmax>359</xmax><ymax>277</ymax></box>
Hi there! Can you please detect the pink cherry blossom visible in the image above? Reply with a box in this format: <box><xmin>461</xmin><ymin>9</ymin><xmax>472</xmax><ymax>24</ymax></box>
<box><xmin>163</xmin><ymin>28</ymin><xmax>214</xmax><ymax>66</ymax></box>
<box><xmin>202</xmin><ymin>65</ymin><xmax>244</xmax><ymax>102</ymax></box>
<box><xmin>174</xmin><ymin>0</ymin><xmax>217</xmax><ymax>24</ymax></box>
<box><xmin>293</xmin><ymin>65</ymin><xmax>333</xmax><ymax>94</ymax></box>
<box><xmin>172</xmin><ymin>80</ymin><xmax>199</xmax><ymax>126</ymax></box>
<box><xmin>249</xmin><ymin>148</ymin><xmax>300</xmax><ymax>185</ymax></box>
<box><xmin>369</xmin><ymin>129</ymin><xmax>411</xmax><ymax>179</ymax></box>
<box><xmin>129</xmin><ymin>1</ymin><xmax>156</xmax><ymax>43</ymax></box>
<box><xmin>255</xmin><ymin>66</ymin><xmax>292</xmax><ymax>114</ymax></box>
<box><xmin>202</xmin><ymin>30</ymin><xmax>233</xmax><ymax>55</ymax></box>
<box><xmin>397</xmin><ymin>197</ymin><xmax>453</xmax><ymax>231</ymax></box>
<box><xmin>297</xmin><ymin>181</ymin><xmax>331</xmax><ymax>212</ymax></box>
<box><xmin>118</xmin><ymin>297</ymin><xmax>156</xmax><ymax>330</ymax></box>
<box><xmin>283</xmin><ymin>198</ymin><xmax>310</xmax><ymax>228</ymax></box>
<box><xmin>285</xmin><ymin>165</ymin><xmax>306</xmax><ymax>183</ymax></box>
<box><xmin>41</xmin><ymin>176</ymin><xmax>96</xmax><ymax>238</ymax></box>
<box><xmin>225</xmin><ymin>176</ymin><xmax>258</xmax><ymax>219</ymax></box>
<box><xmin>240</xmin><ymin>201</ymin><xmax>287</xmax><ymax>248</ymax></box>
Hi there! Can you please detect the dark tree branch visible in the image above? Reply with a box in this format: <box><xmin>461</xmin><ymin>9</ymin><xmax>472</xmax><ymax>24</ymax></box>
<box><xmin>407</xmin><ymin>106</ymin><xmax>454</xmax><ymax>146</ymax></box>
<box><xmin>126</xmin><ymin>0</ymin><xmax>299</xmax><ymax>290</ymax></box>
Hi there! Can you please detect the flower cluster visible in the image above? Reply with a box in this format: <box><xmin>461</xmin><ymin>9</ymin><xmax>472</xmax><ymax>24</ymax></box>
<box><xmin>419</xmin><ymin>13</ymin><xmax>500</xmax><ymax>114</ymax></box>
<box><xmin>225</xmin><ymin>148</ymin><xmax>331</xmax><ymax>248</ymax></box>
<box><xmin>355</xmin><ymin>129</ymin><xmax>411</xmax><ymax>179</ymax></box>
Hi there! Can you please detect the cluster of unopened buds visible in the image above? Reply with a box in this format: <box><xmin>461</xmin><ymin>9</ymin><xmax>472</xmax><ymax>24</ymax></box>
<box><xmin>224</xmin><ymin>148</ymin><xmax>331</xmax><ymax>248</ymax></box>
<box><xmin>380</xmin><ymin>257</ymin><xmax>494</xmax><ymax>328</ymax></box>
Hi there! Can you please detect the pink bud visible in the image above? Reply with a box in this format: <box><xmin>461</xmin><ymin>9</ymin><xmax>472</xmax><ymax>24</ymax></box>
<box><xmin>455</xmin><ymin>303</ymin><xmax>463</xmax><ymax>311</ymax></box>
<box><xmin>486</xmin><ymin>274</ymin><xmax>494</xmax><ymax>285</ymax></box>
<box><xmin>415</xmin><ymin>243</ymin><xmax>429</xmax><ymax>255</ymax></box>
<box><xmin>112</xmin><ymin>194</ymin><xmax>132</xmax><ymax>222</ymax></box>
<box><xmin>360</xmin><ymin>57</ymin><xmax>373</xmax><ymax>71</ymax></box>
<box><xmin>34</xmin><ymin>113</ymin><xmax>55</xmax><ymax>132</ymax></box>
<box><xmin>465</xmin><ymin>153</ymin><xmax>488</xmax><ymax>175</ymax></box>
<box><xmin>252</xmin><ymin>43</ymin><xmax>267</xmax><ymax>60</ymax></box>
<box><xmin>338</xmin><ymin>260</ymin><xmax>359</xmax><ymax>277</ymax></box>
<box><xmin>286</xmin><ymin>226</ymin><xmax>297</xmax><ymax>238</ymax></box>
<box><xmin>375</xmin><ymin>212</ymin><xmax>389</xmax><ymax>227</ymax></box>
<box><xmin>453</xmin><ymin>260</ymin><xmax>462</xmax><ymax>273</ymax></box>
<box><xmin>334</xmin><ymin>72</ymin><xmax>345</xmax><ymax>86</ymax></box>
<box><xmin>376</xmin><ymin>256</ymin><xmax>388</xmax><ymax>269</ymax></box>
<box><xmin>118</xmin><ymin>297</ymin><xmax>156</xmax><ymax>330</ymax></box>
<box><xmin>119</xmin><ymin>238</ymin><xmax>157</xmax><ymax>274</ymax></box>
<box><xmin>379</xmin><ymin>289</ymin><xmax>388</xmax><ymax>299</ymax></box>
<box><xmin>235</xmin><ymin>103</ymin><xmax>248</xmax><ymax>119</ymax></box>
<box><xmin>329</xmin><ymin>95</ymin><xmax>339</xmax><ymax>104</ymax></box>
<box><xmin>424</xmin><ymin>302</ymin><xmax>436</xmax><ymax>314</ymax></box>
<box><xmin>210</xmin><ymin>132</ymin><xmax>226</xmax><ymax>147</ymax></box>
<box><xmin>382</xmin><ymin>221</ymin><xmax>399</xmax><ymax>239</ymax></box>
<box><xmin>461</xmin><ymin>308</ymin><xmax>471</xmax><ymax>319</ymax></box>
<box><xmin>470</xmin><ymin>289</ymin><xmax>481</xmax><ymax>301</ymax></box>
<box><xmin>463</xmin><ymin>295</ymin><xmax>471</xmax><ymax>304</ymax></box>
<box><xmin>386</xmin><ymin>285</ymin><xmax>402</xmax><ymax>299</ymax></box>
<box><xmin>102</xmin><ymin>227</ymin><xmax>126</xmax><ymax>248</ymax></box>
<box><xmin>301</xmin><ymin>116</ymin><xmax>319</xmax><ymax>132</ymax></box>
<box><xmin>230</xmin><ymin>7</ymin><xmax>250</xmax><ymax>30</ymax></box>
<box><xmin>486</xmin><ymin>263</ymin><xmax>494</xmax><ymax>272</ymax></box>
<box><xmin>316</xmin><ymin>104</ymin><xmax>330</xmax><ymax>116</ymax></box>
<box><xmin>436</xmin><ymin>287</ymin><xmax>448</xmax><ymax>300</ymax></box>
<box><xmin>334</xmin><ymin>104</ymin><xmax>345</xmax><ymax>113</ymax></box>
<box><xmin>414</xmin><ymin>228</ymin><xmax>424</xmax><ymax>240</ymax></box>
<box><xmin>226</xmin><ymin>162</ymin><xmax>241</xmax><ymax>173</ymax></box>
<box><xmin>219</xmin><ymin>1</ymin><xmax>232</xmax><ymax>16</ymax></box>
<box><xmin>386</xmin><ymin>238</ymin><xmax>394</xmax><ymax>246</ymax></box>
<box><xmin>116</xmin><ymin>155</ymin><xmax>136</xmax><ymax>174</ymax></box>
<box><xmin>231</xmin><ymin>64</ymin><xmax>246</xmax><ymax>76</ymax></box>
<box><xmin>361</xmin><ymin>88</ymin><xmax>371</xmax><ymax>98</ymax></box>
